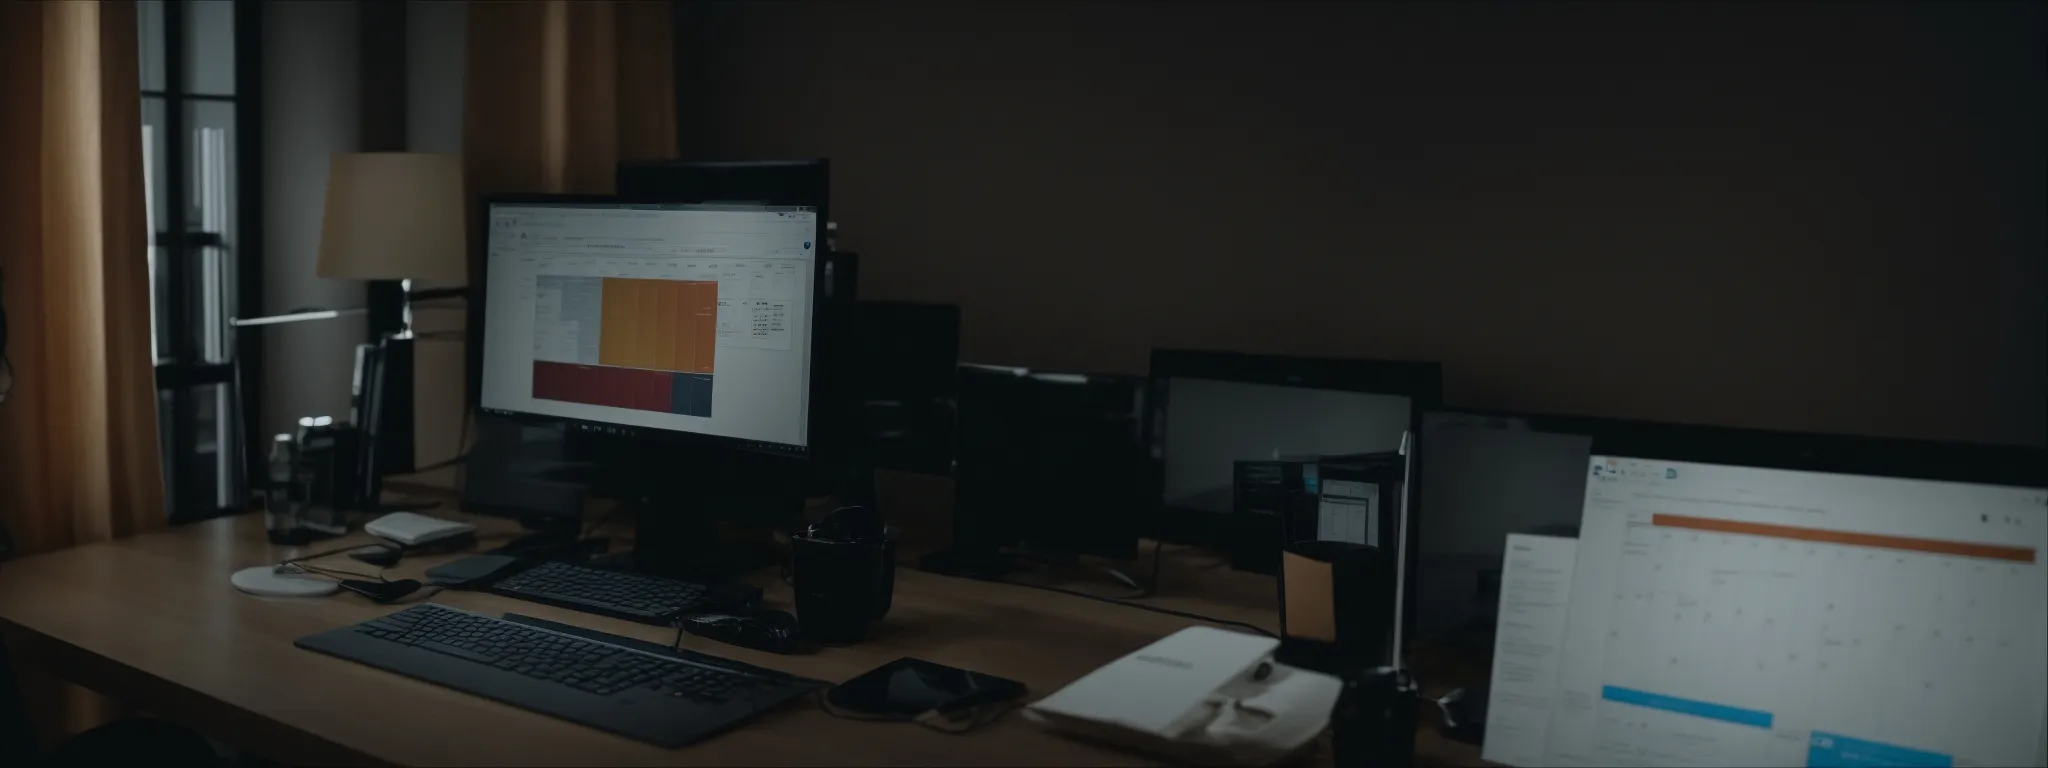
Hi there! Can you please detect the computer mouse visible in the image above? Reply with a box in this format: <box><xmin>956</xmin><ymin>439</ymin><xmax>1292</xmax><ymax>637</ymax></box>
<box><xmin>349</xmin><ymin>545</ymin><xmax>404</xmax><ymax>568</ymax></box>
<box><xmin>677</xmin><ymin>609</ymin><xmax>804</xmax><ymax>655</ymax></box>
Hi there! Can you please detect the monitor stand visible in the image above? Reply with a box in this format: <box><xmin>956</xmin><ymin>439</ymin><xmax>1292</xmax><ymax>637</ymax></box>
<box><xmin>614</xmin><ymin>446</ymin><xmax>797</xmax><ymax>585</ymax></box>
<box><xmin>489</xmin><ymin>513</ymin><xmax>603</xmax><ymax>560</ymax></box>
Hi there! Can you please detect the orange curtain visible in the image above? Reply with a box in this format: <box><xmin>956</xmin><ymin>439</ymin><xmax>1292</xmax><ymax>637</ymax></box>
<box><xmin>447</xmin><ymin>0</ymin><xmax>677</xmax><ymax>453</ymax></box>
<box><xmin>0</xmin><ymin>1</ymin><xmax>164</xmax><ymax>553</ymax></box>
<box><xmin>464</xmin><ymin>0</ymin><xmax>679</xmax><ymax>199</ymax></box>
<box><xmin>0</xmin><ymin>0</ymin><xmax>163</xmax><ymax>744</ymax></box>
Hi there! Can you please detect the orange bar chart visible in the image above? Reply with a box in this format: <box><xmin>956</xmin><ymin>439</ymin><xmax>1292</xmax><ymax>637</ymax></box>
<box><xmin>1652</xmin><ymin>513</ymin><xmax>2037</xmax><ymax>563</ymax></box>
<box><xmin>596</xmin><ymin>278</ymin><xmax>717</xmax><ymax>374</ymax></box>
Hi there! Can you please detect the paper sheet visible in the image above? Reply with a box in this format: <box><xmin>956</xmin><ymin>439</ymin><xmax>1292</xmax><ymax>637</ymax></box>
<box><xmin>1481</xmin><ymin>534</ymin><xmax>1578</xmax><ymax>767</ymax></box>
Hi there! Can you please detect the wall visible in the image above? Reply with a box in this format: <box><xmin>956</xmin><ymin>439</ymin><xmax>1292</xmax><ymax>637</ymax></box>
<box><xmin>261</xmin><ymin>0</ymin><xmax>363</xmax><ymax>438</ymax></box>
<box><xmin>677</xmin><ymin>0</ymin><xmax>2047</xmax><ymax>447</ymax></box>
<box><xmin>405</xmin><ymin>0</ymin><xmax>468</xmax><ymax>488</ymax></box>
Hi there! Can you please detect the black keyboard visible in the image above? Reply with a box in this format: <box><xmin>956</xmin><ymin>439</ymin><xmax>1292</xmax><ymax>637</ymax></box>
<box><xmin>491</xmin><ymin>561</ymin><xmax>718</xmax><ymax>624</ymax></box>
<box><xmin>295</xmin><ymin>603</ymin><xmax>816</xmax><ymax>747</ymax></box>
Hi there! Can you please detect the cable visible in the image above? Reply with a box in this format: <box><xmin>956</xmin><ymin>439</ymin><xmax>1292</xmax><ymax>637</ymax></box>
<box><xmin>281</xmin><ymin>561</ymin><xmax>387</xmax><ymax>583</ymax></box>
<box><xmin>278</xmin><ymin>541</ymin><xmax>377</xmax><ymax>564</ymax></box>
<box><xmin>995</xmin><ymin>579</ymin><xmax>1277</xmax><ymax>638</ymax></box>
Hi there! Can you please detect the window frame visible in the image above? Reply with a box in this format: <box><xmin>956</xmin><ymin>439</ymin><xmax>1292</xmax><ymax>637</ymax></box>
<box><xmin>143</xmin><ymin>0</ymin><xmax>266</xmax><ymax>523</ymax></box>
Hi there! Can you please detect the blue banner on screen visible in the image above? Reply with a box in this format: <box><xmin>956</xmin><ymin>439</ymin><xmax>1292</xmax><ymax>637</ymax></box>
<box><xmin>1600</xmin><ymin>685</ymin><xmax>1774</xmax><ymax>728</ymax></box>
<box><xmin>1807</xmin><ymin>732</ymin><xmax>1954</xmax><ymax>768</ymax></box>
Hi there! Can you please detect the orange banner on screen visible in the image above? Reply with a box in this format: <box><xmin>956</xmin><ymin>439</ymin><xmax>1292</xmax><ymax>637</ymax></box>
<box><xmin>1651</xmin><ymin>514</ymin><xmax>2037</xmax><ymax>563</ymax></box>
<box><xmin>596</xmin><ymin>278</ymin><xmax>717</xmax><ymax>374</ymax></box>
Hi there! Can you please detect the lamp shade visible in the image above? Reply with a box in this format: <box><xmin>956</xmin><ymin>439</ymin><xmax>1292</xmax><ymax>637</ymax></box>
<box><xmin>316</xmin><ymin>152</ymin><xmax>467</xmax><ymax>283</ymax></box>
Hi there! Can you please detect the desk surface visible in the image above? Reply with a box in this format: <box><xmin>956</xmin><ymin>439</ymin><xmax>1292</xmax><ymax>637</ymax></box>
<box><xmin>0</xmin><ymin>511</ymin><xmax>1485</xmax><ymax>767</ymax></box>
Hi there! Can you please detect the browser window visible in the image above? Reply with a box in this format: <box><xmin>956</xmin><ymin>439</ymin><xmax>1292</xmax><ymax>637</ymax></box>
<box><xmin>1543</xmin><ymin>458</ymin><xmax>2048</xmax><ymax>767</ymax></box>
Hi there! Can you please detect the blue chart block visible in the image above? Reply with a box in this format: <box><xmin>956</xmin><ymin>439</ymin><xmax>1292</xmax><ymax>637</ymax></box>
<box><xmin>1600</xmin><ymin>685</ymin><xmax>1774</xmax><ymax>728</ymax></box>
<box><xmin>668</xmin><ymin>373</ymin><xmax>714</xmax><ymax>418</ymax></box>
<box><xmin>1806</xmin><ymin>732</ymin><xmax>1953</xmax><ymax>767</ymax></box>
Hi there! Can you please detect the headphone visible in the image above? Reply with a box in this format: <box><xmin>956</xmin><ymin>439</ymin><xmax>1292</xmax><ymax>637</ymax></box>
<box><xmin>802</xmin><ymin>505</ymin><xmax>885</xmax><ymax>544</ymax></box>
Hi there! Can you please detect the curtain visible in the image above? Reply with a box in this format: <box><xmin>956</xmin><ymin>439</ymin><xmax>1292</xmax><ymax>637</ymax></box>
<box><xmin>455</xmin><ymin>0</ymin><xmax>678</xmax><ymax>423</ymax></box>
<box><xmin>464</xmin><ymin>0</ymin><xmax>679</xmax><ymax>199</ymax></box>
<box><xmin>0</xmin><ymin>0</ymin><xmax>163</xmax><ymax>745</ymax></box>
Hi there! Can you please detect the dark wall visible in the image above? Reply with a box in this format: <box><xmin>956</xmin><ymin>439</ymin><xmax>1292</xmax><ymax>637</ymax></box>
<box><xmin>678</xmin><ymin>0</ymin><xmax>2047</xmax><ymax>447</ymax></box>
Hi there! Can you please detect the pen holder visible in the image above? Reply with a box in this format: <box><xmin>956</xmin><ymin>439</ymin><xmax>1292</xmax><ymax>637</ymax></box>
<box><xmin>789</xmin><ymin>526</ymin><xmax>896</xmax><ymax>645</ymax></box>
<box><xmin>1277</xmin><ymin>539</ymin><xmax>1393</xmax><ymax>676</ymax></box>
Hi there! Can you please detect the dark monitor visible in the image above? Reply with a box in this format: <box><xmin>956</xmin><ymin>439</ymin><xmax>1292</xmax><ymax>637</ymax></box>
<box><xmin>1146</xmin><ymin>349</ymin><xmax>1441</xmax><ymax>545</ymax></box>
<box><xmin>854</xmin><ymin>301</ymin><xmax>959</xmax><ymax>475</ymax></box>
<box><xmin>952</xmin><ymin>364</ymin><xmax>1146</xmax><ymax>561</ymax></box>
<box><xmin>1410</xmin><ymin>409</ymin><xmax>1608</xmax><ymax>677</ymax></box>
<box><xmin>475</xmin><ymin>197</ymin><xmax>824</xmax><ymax>459</ymax></box>
<box><xmin>856</xmin><ymin>301</ymin><xmax>959</xmax><ymax>402</ymax></box>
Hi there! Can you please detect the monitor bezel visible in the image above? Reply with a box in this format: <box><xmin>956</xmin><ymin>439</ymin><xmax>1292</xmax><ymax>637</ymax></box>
<box><xmin>1582</xmin><ymin>419</ymin><xmax>2048</xmax><ymax>490</ymax></box>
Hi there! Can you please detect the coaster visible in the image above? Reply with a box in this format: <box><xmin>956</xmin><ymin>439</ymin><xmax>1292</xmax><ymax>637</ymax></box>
<box><xmin>229</xmin><ymin>565</ymin><xmax>340</xmax><ymax>598</ymax></box>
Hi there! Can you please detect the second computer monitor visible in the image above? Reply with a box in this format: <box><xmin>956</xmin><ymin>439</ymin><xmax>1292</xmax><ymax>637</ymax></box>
<box><xmin>476</xmin><ymin>199</ymin><xmax>823</xmax><ymax>457</ymax></box>
<box><xmin>1146</xmin><ymin>349</ymin><xmax>1441</xmax><ymax>545</ymax></box>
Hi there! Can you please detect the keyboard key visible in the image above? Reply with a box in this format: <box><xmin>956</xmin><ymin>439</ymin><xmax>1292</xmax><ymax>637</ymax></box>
<box><xmin>417</xmin><ymin>640</ymin><xmax>496</xmax><ymax>664</ymax></box>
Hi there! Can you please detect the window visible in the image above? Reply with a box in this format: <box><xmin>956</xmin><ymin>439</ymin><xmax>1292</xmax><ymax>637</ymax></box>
<box><xmin>140</xmin><ymin>0</ymin><xmax>262</xmax><ymax>521</ymax></box>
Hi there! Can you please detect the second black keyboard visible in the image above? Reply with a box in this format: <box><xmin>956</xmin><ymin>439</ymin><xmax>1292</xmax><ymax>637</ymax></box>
<box><xmin>296</xmin><ymin>603</ymin><xmax>816</xmax><ymax>747</ymax></box>
<box><xmin>490</xmin><ymin>560</ymin><xmax>720</xmax><ymax>624</ymax></box>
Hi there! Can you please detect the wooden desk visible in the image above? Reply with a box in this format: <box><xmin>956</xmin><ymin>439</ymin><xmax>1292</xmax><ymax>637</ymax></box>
<box><xmin>0</xmin><ymin>509</ymin><xmax>1487</xmax><ymax>766</ymax></box>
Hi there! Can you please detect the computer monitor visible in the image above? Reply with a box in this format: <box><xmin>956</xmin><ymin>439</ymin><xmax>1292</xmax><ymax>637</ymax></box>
<box><xmin>1410</xmin><ymin>409</ymin><xmax>1606</xmax><ymax>665</ymax></box>
<box><xmin>1483</xmin><ymin>426</ymin><xmax>2048</xmax><ymax>768</ymax></box>
<box><xmin>949</xmin><ymin>364</ymin><xmax>1147</xmax><ymax>565</ymax></box>
<box><xmin>1145</xmin><ymin>349</ymin><xmax>1441</xmax><ymax>545</ymax></box>
<box><xmin>476</xmin><ymin>197</ymin><xmax>823</xmax><ymax>458</ymax></box>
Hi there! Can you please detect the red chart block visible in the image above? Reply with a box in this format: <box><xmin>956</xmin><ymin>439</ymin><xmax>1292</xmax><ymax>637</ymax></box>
<box><xmin>532</xmin><ymin>360</ymin><xmax>674</xmax><ymax>415</ymax></box>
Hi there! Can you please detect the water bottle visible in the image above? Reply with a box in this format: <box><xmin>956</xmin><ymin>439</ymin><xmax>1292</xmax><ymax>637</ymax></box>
<box><xmin>265</xmin><ymin>434</ymin><xmax>300</xmax><ymax>539</ymax></box>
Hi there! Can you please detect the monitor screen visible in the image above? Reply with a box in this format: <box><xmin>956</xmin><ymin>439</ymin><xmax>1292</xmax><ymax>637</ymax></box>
<box><xmin>1499</xmin><ymin>456</ymin><xmax>2048</xmax><ymax>767</ymax></box>
<box><xmin>478</xmin><ymin>202</ymin><xmax>820</xmax><ymax>455</ymax></box>
<box><xmin>1159</xmin><ymin>377</ymin><xmax>1410</xmax><ymax>515</ymax></box>
<box><xmin>1412</xmin><ymin>411</ymin><xmax>1594</xmax><ymax>645</ymax></box>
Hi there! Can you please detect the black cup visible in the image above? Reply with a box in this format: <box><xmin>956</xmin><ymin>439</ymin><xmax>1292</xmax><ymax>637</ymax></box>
<box><xmin>790</xmin><ymin>528</ymin><xmax>896</xmax><ymax>645</ymax></box>
<box><xmin>1277</xmin><ymin>539</ymin><xmax>1393</xmax><ymax>675</ymax></box>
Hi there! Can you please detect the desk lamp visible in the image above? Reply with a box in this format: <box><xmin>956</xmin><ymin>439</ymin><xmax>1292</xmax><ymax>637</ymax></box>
<box><xmin>231</xmin><ymin>153</ymin><xmax>468</xmax><ymax>508</ymax></box>
<box><xmin>312</xmin><ymin>152</ymin><xmax>468</xmax><ymax>479</ymax></box>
